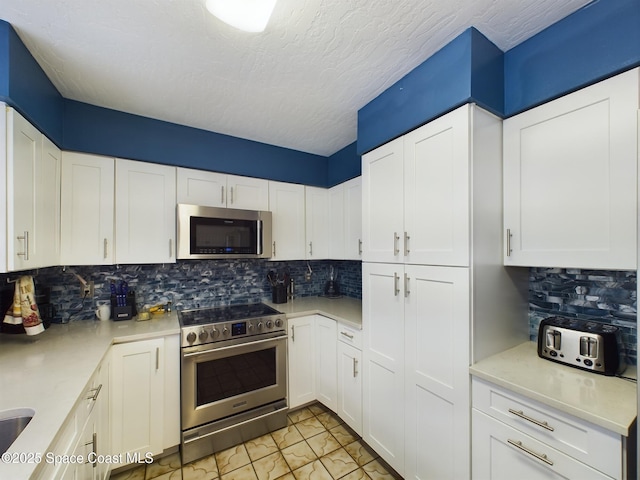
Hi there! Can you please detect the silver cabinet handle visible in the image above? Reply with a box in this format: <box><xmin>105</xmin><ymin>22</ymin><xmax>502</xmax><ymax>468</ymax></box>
<box><xmin>221</xmin><ymin>186</ymin><xmax>225</xmax><ymax>204</ymax></box>
<box><xmin>309</xmin><ymin>241</ymin><xmax>313</xmax><ymax>256</ymax></box>
<box><xmin>87</xmin><ymin>383</ymin><xmax>102</xmax><ymax>401</ymax></box>
<box><xmin>230</xmin><ymin>186</ymin><xmax>234</xmax><ymax>204</ymax></box>
<box><xmin>340</xmin><ymin>331</ymin><xmax>354</xmax><ymax>340</ymax></box>
<box><xmin>358</xmin><ymin>239</ymin><xmax>362</xmax><ymax>255</ymax></box>
<box><xmin>156</xmin><ymin>347</ymin><xmax>160</xmax><ymax>371</ymax></box>
<box><xmin>291</xmin><ymin>325</ymin><xmax>295</xmax><ymax>342</ymax></box>
<box><xmin>353</xmin><ymin>358</ymin><xmax>358</xmax><ymax>377</ymax></box>
<box><xmin>103</xmin><ymin>238</ymin><xmax>108</xmax><ymax>259</ymax></box>
<box><xmin>85</xmin><ymin>432</ymin><xmax>98</xmax><ymax>465</ymax></box>
<box><xmin>394</xmin><ymin>272</ymin><xmax>400</xmax><ymax>296</ymax></box>
<box><xmin>404</xmin><ymin>273</ymin><xmax>410</xmax><ymax>297</ymax></box>
<box><xmin>507</xmin><ymin>439</ymin><xmax>553</xmax><ymax>466</ymax></box>
<box><xmin>393</xmin><ymin>232</ymin><xmax>400</xmax><ymax>256</ymax></box>
<box><xmin>506</xmin><ymin>229</ymin><xmax>512</xmax><ymax>257</ymax></box>
<box><xmin>272</xmin><ymin>241</ymin><xmax>276</xmax><ymax>257</ymax></box>
<box><xmin>508</xmin><ymin>408</ymin><xmax>554</xmax><ymax>431</ymax></box>
<box><xmin>17</xmin><ymin>231</ymin><xmax>29</xmax><ymax>261</ymax></box>
<box><xmin>404</xmin><ymin>231</ymin><xmax>410</xmax><ymax>256</ymax></box>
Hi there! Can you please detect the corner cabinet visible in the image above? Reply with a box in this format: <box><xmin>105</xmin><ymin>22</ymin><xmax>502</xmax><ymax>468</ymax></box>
<box><xmin>503</xmin><ymin>67</ymin><xmax>639</xmax><ymax>270</ymax></box>
<box><xmin>114</xmin><ymin>159</ymin><xmax>176</xmax><ymax>264</ymax></box>
<box><xmin>329</xmin><ymin>177</ymin><xmax>362</xmax><ymax>260</ymax></box>
<box><xmin>305</xmin><ymin>187</ymin><xmax>330</xmax><ymax>260</ymax></box>
<box><xmin>362</xmin><ymin>104</ymin><xmax>528</xmax><ymax>478</ymax></box>
<box><xmin>60</xmin><ymin>152</ymin><xmax>115</xmax><ymax>265</ymax></box>
<box><xmin>287</xmin><ymin>315</ymin><xmax>316</xmax><ymax>408</ymax></box>
<box><xmin>268</xmin><ymin>181</ymin><xmax>306</xmax><ymax>260</ymax></box>
<box><xmin>5</xmin><ymin>106</ymin><xmax>61</xmax><ymax>271</ymax></box>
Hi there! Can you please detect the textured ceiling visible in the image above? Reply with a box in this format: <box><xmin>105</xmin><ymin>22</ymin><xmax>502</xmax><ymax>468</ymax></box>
<box><xmin>0</xmin><ymin>0</ymin><xmax>591</xmax><ymax>156</ymax></box>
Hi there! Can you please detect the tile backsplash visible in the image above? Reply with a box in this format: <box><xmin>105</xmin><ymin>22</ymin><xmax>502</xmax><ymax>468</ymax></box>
<box><xmin>0</xmin><ymin>260</ymin><xmax>362</xmax><ymax>323</ymax></box>
<box><xmin>529</xmin><ymin>268</ymin><xmax>637</xmax><ymax>366</ymax></box>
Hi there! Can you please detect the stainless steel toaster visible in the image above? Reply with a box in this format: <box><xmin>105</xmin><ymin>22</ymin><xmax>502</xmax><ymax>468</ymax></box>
<box><xmin>537</xmin><ymin>316</ymin><xmax>626</xmax><ymax>376</ymax></box>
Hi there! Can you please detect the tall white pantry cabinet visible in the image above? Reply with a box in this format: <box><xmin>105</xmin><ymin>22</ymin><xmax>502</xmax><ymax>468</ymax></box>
<box><xmin>361</xmin><ymin>104</ymin><xmax>528</xmax><ymax>479</ymax></box>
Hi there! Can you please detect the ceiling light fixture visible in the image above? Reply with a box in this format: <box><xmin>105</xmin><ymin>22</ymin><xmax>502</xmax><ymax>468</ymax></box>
<box><xmin>205</xmin><ymin>0</ymin><xmax>277</xmax><ymax>33</ymax></box>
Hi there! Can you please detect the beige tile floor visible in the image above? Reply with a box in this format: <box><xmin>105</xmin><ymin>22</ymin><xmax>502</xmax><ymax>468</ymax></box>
<box><xmin>110</xmin><ymin>403</ymin><xmax>402</xmax><ymax>480</ymax></box>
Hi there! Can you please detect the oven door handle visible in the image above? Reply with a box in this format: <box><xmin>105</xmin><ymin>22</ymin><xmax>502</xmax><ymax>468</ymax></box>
<box><xmin>183</xmin><ymin>334</ymin><xmax>287</xmax><ymax>358</ymax></box>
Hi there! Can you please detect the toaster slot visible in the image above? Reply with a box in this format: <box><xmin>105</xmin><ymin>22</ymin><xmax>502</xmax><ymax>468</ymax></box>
<box><xmin>580</xmin><ymin>336</ymin><xmax>598</xmax><ymax>358</ymax></box>
<box><xmin>545</xmin><ymin>329</ymin><xmax>561</xmax><ymax>350</ymax></box>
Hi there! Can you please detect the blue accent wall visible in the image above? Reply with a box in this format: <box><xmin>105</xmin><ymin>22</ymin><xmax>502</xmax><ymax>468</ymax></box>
<box><xmin>0</xmin><ymin>20</ymin><xmax>64</xmax><ymax>144</ymax></box>
<box><xmin>504</xmin><ymin>0</ymin><xmax>640</xmax><ymax>117</ymax></box>
<box><xmin>357</xmin><ymin>27</ymin><xmax>503</xmax><ymax>155</ymax></box>
<box><xmin>327</xmin><ymin>142</ymin><xmax>360</xmax><ymax>187</ymax></box>
<box><xmin>63</xmin><ymin>100</ymin><xmax>329</xmax><ymax>186</ymax></box>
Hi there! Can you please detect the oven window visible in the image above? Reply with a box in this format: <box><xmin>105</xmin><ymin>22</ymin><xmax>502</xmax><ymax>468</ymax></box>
<box><xmin>196</xmin><ymin>347</ymin><xmax>277</xmax><ymax>406</ymax></box>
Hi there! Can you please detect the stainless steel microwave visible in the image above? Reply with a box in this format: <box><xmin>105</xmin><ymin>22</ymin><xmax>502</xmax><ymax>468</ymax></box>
<box><xmin>177</xmin><ymin>204</ymin><xmax>272</xmax><ymax>259</ymax></box>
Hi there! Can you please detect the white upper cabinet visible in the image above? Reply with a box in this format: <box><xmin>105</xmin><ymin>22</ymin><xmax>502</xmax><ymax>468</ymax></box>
<box><xmin>177</xmin><ymin>167</ymin><xmax>269</xmax><ymax>211</ymax></box>
<box><xmin>6</xmin><ymin>107</ymin><xmax>61</xmax><ymax>271</ymax></box>
<box><xmin>305</xmin><ymin>186</ymin><xmax>329</xmax><ymax>259</ymax></box>
<box><xmin>115</xmin><ymin>159</ymin><xmax>176</xmax><ymax>264</ymax></box>
<box><xmin>503</xmin><ymin>67</ymin><xmax>639</xmax><ymax>270</ymax></box>
<box><xmin>362</xmin><ymin>105</ymin><xmax>472</xmax><ymax>266</ymax></box>
<box><xmin>329</xmin><ymin>177</ymin><xmax>362</xmax><ymax>260</ymax></box>
<box><xmin>60</xmin><ymin>152</ymin><xmax>115</xmax><ymax>265</ymax></box>
<box><xmin>268</xmin><ymin>180</ymin><xmax>306</xmax><ymax>260</ymax></box>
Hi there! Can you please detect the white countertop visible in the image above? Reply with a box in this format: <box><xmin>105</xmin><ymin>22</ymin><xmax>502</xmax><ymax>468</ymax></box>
<box><xmin>265</xmin><ymin>296</ymin><xmax>362</xmax><ymax>329</ymax></box>
<box><xmin>470</xmin><ymin>342</ymin><xmax>637</xmax><ymax>436</ymax></box>
<box><xmin>0</xmin><ymin>313</ymin><xmax>179</xmax><ymax>479</ymax></box>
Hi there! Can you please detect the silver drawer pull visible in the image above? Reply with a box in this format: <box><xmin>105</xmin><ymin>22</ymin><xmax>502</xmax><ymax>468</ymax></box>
<box><xmin>508</xmin><ymin>408</ymin><xmax>554</xmax><ymax>431</ymax></box>
<box><xmin>340</xmin><ymin>331</ymin><xmax>354</xmax><ymax>340</ymax></box>
<box><xmin>507</xmin><ymin>439</ymin><xmax>553</xmax><ymax>466</ymax></box>
<box><xmin>393</xmin><ymin>232</ymin><xmax>400</xmax><ymax>256</ymax></box>
<box><xmin>353</xmin><ymin>358</ymin><xmax>358</xmax><ymax>377</ymax></box>
<box><xmin>87</xmin><ymin>383</ymin><xmax>102</xmax><ymax>401</ymax></box>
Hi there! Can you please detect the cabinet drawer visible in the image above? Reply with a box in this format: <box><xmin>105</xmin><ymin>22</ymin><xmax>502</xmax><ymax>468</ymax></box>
<box><xmin>472</xmin><ymin>409</ymin><xmax>612</xmax><ymax>479</ymax></box>
<box><xmin>472</xmin><ymin>378</ymin><xmax>622</xmax><ymax>479</ymax></box>
<box><xmin>336</xmin><ymin>323</ymin><xmax>362</xmax><ymax>349</ymax></box>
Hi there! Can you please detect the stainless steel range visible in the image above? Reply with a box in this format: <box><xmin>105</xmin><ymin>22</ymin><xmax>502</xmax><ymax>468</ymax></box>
<box><xmin>179</xmin><ymin>303</ymin><xmax>288</xmax><ymax>464</ymax></box>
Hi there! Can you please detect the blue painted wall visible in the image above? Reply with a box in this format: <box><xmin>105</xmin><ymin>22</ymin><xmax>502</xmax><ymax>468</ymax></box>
<box><xmin>357</xmin><ymin>27</ymin><xmax>503</xmax><ymax>155</ymax></box>
<box><xmin>0</xmin><ymin>21</ymin><xmax>64</xmax><ymax>143</ymax></box>
<box><xmin>504</xmin><ymin>0</ymin><xmax>640</xmax><ymax>117</ymax></box>
<box><xmin>327</xmin><ymin>142</ymin><xmax>359</xmax><ymax>187</ymax></box>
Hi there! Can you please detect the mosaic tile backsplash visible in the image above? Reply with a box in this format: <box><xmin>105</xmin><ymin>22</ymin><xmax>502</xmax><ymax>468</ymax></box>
<box><xmin>529</xmin><ymin>268</ymin><xmax>637</xmax><ymax>366</ymax></box>
<box><xmin>0</xmin><ymin>259</ymin><xmax>362</xmax><ymax>324</ymax></box>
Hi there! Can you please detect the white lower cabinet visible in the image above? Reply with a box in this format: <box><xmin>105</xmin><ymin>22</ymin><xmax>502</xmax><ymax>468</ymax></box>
<box><xmin>472</xmin><ymin>378</ymin><xmax>627</xmax><ymax>480</ymax></box>
<box><xmin>288</xmin><ymin>316</ymin><xmax>317</xmax><ymax>409</ymax></box>
<box><xmin>110</xmin><ymin>335</ymin><xmax>180</xmax><ymax>465</ymax></box>
<box><xmin>315</xmin><ymin>315</ymin><xmax>337</xmax><ymax>411</ymax></box>
<box><xmin>336</xmin><ymin>324</ymin><xmax>362</xmax><ymax>435</ymax></box>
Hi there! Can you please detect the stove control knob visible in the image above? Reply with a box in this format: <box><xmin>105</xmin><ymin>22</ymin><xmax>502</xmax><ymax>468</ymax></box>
<box><xmin>199</xmin><ymin>329</ymin><xmax>209</xmax><ymax>341</ymax></box>
<box><xmin>222</xmin><ymin>327</ymin><xmax>229</xmax><ymax>336</ymax></box>
<box><xmin>274</xmin><ymin>318</ymin><xmax>283</xmax><ymax>328</ymax></box>
<box><xmin>211</xmin><ymin>328</ymin><xmax>219</xmax><ymax>338</ymax></box>
<box><xmin>257</xmin><ymin>322</ymin><xmax>263</xmax><ymax>331</ymax></box>
<box><xmin>266</xmin><ymin>320</ymin><xmax>273</xmax><ymax>329</ymax></box>
<box><xmin>186</xmin><ymin>331</ymin><xmax>197</xmax><ymax>344</ymax></box>
<box><xmin>247</xmin><ymin>323</ymin><xmax>254</xmax><ymax>332</ymax></box>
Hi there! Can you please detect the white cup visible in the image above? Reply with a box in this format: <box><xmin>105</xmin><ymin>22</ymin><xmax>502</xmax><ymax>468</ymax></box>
<box><xmin>96</xmin><ymin>303</ymin><xmax>111</xmax><ymax>321</ymax></box>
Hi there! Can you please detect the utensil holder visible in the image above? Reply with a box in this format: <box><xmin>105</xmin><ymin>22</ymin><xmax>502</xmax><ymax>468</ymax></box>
<box><xmin>271</xmin><ymin>284</ymin><xmax>287</xmax><ymax>304</ymax></box>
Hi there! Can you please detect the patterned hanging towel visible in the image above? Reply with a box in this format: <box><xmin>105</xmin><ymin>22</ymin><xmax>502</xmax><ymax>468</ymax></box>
<box><xmin>3</xmin><ymin>276</ymin><xmax>44</xmax><ymax>335</ymax></box>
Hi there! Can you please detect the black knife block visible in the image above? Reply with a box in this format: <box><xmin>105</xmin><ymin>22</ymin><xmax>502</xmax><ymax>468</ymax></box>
<box><xmin>111</xmin><ymin>291</ymin><xmax>138</xmax><ymax>321</ymax></box>
<box><xmin>271</xmin><ymin>284</ymin><xmax>287</xmax><ymax>304</ymax></box>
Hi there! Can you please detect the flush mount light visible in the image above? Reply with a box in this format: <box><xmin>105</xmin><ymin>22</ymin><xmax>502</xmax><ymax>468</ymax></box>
<box><xmin>205</xmin><ymin>0</ymin><xmax>277</xmax><ymax>33</ymax></box>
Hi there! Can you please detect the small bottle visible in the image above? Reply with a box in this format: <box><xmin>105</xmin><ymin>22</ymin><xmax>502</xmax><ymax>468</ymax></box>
<box><xmin>288</xmin><ymin>278</ymin><xmax>295</xmax><ymax>300</ymax></box>
<box><xmin>166</xmin><ymin>301</ymin><xmax>172</xmax><ymax>313</ymax></box>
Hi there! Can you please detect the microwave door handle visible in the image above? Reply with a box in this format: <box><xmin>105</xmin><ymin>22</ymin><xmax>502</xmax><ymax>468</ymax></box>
<box><xmin>257</xmin><ymin>220</ymin><xmax>262</xmax><ymax>254</ymax></box>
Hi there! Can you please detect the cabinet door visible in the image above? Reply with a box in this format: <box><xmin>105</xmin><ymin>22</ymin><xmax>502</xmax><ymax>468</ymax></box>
<box><xmin>110</xmin><ymin>338</ymin><xmax>164</xmax><ymax>463</ymax></box>
<box><xmin>503</xmin><ymin>68</ymin><xmax>638</xmax><ymax>270</ymax></box>
<box><xmin>115</xmin><ymin>159</ymin><xmax>176</xmax><ymax>264</ymax></box>
<box><xmin>404</xmin><ymin>265</ymin><xmax>470</xmax><ymax>480</ymax></box>
<box><xmin>337</xmin><ymin>341</ymin><xmax>362</xmax><ymax>435</ymax></box>
<box><xmin>61</xmin><ymin>152</ymin><xmax>115</xmax><ymax>265</ymax></box>
<box><xmin>362</xmin><ymin>138</ymin><xmax>404</xmax><ymax>263</ymax></box>
<box><xmin>176</xmin><ymin>167</ymin><xmax>226</xmax><ymax>208</ymax></box>
<box><xmin>7</xmin><ymin>108</ymin><xmax>39</xmax><ymax>271</ymax></box>
<box><xmin>305</xmin><ymin>187</ymin><xmax>329</xmax><ymax>259</ymax></box>
<box><xmin>344</xmin><ymin>176</ymin><xmax>362</xmax><ymax>260</ymax></box>
<box><xmin>163</xmin><ymin>334</ymin><xmax>180</xmax><ymax>450</ymax></box>
<box><xmin>287</xmin><ymin>316</ymin><xmax>316</xmax><ymax>408</ymax></box>
<box><xmin>315</xmin><ymin>316</ymin><xmax>337</xmax><ymax>411</ymax></box>
<box><xmin>404</xmin><ymin>105</ymin><xmax>470</xmax><ymax>266</ymax></box>
<box><xmin>362</xmin><ymin>262</ymin><xmax>405</xmax><ymax>475</ymax></box>
<box><xmin>36</xmin><ymin>136</ymin><xmax>61</xmax><ymax>268</ymax></box>
<box><xmin>226</xmin><ymin>174</ymin><xmax>269</xmax><ymax>211</ymax></box>
<box><xmin>472</xmin><ymin>410</ymin><xmax>612</xmax><ymax>480</ymax></box>
<box><xmin>328</xmin><ymin>183</ymin><xmax>345</xmax><ymax>259</ymax></box>
<box><xmin>268</xmin><ymin>181</ymin><xmax>306</xmax><ymax>260</ymax></box>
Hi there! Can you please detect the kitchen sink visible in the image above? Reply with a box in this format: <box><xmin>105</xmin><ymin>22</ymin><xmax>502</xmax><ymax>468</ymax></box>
<box><xmin>0</xmin><ymin>408</ymin><xmax>34</xmax><ymax>454</ymax></box>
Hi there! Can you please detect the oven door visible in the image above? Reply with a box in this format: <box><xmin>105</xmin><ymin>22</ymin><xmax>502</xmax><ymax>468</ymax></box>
<box><xmin>181</xmin><ymin>333</ymin><xmax>287</xmax><ymax>430</ymax></box>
